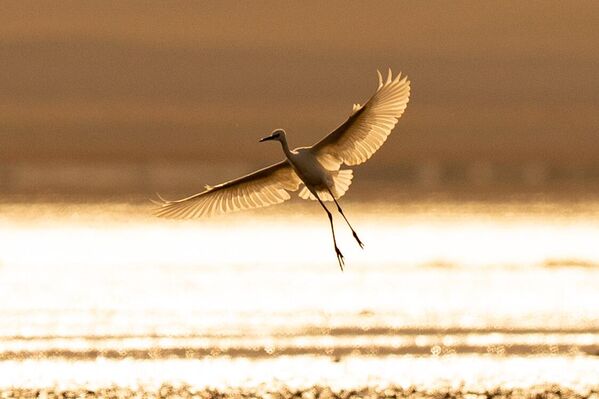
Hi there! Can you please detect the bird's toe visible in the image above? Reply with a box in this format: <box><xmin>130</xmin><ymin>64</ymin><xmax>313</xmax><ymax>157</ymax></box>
<box><xmin>352</xmin><ymin>232</ymin><xmax>365</xmax><ymax>249</ymax></box>
<box><xmin>335</xmin><ymin>247</ymin><xmax>345</xmax><ymax>270</ymax></box>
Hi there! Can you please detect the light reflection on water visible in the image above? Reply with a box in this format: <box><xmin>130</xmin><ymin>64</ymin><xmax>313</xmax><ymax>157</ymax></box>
<box><xmin>1</xmin><ymin>356</ymin><xmax>599</xmax><ymax>391</ymax></box>
<box><xmin>0</xmin><ymin>200</ymin><xmax>598</xmax><ymax>389</ymax></box>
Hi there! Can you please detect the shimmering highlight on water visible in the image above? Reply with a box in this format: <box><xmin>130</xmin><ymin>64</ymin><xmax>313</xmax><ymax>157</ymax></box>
<box><xmin>0</xmin><ymin>199</ymin><xmax>598</xmax><ymax>391</ymax></box>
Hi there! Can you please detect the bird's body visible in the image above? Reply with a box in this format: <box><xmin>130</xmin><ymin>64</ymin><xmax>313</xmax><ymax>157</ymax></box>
<box><xmin>286</xmin><ymin>148</ymin><xmax>334</xmax><ymax>194</ymax></box>
<box><xmin>155</xmin><ymin>69</ymin><xmax>411</xmax><ymax>270</ymax></box>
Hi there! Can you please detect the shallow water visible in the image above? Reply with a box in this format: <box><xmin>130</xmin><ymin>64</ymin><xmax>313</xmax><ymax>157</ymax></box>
<box><xmin>0</xmin><ymin>199</ymin><xmax>598</xmax><ymax>391</ymax></box>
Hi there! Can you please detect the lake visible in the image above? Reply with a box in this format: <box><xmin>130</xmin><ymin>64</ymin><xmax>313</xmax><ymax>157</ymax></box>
<box><xmin>0</xmin><ymin>198</ymin><xmax>598</xmax><ymax>395</ymax></box>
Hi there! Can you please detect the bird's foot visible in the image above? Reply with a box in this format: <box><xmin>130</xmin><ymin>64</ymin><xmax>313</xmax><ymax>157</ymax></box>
<box><xmin>335</xmin><ymin>246</ymin><xmax>345</xmax><ymax>271</ymax></box>
<box><xmin>353</xmin><ymin>231</ymin><xmax>365</xmax><ymax>249</ymax></box>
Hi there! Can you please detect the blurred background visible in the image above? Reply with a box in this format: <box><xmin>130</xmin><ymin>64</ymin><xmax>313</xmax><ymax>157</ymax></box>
<box><xmin>1</xmin><ymin>0</ymin><xmax>598</xmax><ymax>197</ymax></box>
<box><xmin>1</xmin><ymin>1</ymin><xmax>599</xmax><ymax>395</ymax></box>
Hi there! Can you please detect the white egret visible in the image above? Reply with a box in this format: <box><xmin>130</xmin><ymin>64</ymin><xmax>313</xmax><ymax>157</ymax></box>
<box><xmin>155</xmin><ymin>69</ymin><xmax>411</xmax><ymax>270</ymax></box>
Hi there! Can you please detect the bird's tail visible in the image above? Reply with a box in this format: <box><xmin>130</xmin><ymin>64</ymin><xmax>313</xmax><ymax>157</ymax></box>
<box><xmin>298</xmin><ymin>169</ymin><xmax>354</xmax><ymax>201</ymax></box>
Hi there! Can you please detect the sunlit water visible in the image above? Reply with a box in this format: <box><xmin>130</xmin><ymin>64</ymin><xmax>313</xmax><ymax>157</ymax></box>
<box><xmin>0</xmin><ymin>199</ymin><xmax>598</xmax><ymax>391</ymax></box>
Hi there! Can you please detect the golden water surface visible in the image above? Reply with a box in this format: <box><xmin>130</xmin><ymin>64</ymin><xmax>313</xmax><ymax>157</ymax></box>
<box><xmin>0</xmin><ymin>199</ymin><xmax>598</xmax><ymax>390</ymax></box>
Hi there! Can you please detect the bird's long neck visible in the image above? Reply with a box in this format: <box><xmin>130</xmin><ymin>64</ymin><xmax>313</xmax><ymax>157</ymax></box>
<box><xmin>279</xmin><ymin>136</ymin><xmax>292</xmax><ymax>159</ymax></box>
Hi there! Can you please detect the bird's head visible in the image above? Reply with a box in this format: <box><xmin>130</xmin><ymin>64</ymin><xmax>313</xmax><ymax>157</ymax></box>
<box><xmin>259</xmin><ymin>128</ymin><xmax>286</xmax><ymax>143</ymax></box>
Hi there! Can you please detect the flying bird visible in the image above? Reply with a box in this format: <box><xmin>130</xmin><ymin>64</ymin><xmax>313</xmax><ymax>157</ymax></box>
<box><xmin>154</xmin><ymin>69</ymin><xmax>411</xmax><ymax>270</ymax></box>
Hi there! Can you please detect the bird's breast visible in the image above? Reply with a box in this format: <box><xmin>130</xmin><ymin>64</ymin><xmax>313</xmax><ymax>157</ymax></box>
<box><xmin>288</xmin><ymin>151</ymin><xmax>332</xmax><ymax>189</ymax></box>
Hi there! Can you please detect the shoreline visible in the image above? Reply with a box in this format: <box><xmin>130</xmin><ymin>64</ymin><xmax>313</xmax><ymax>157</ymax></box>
<box><xmin>3</xmin><ymin>384</ymin><xmax>599</xmax><ymax>399</ymax></box>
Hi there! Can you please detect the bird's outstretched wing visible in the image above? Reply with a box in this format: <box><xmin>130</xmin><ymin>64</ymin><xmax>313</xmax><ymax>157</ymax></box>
<box><xmin>154</xmin><ymin>160</ymin><xmax>301</xmax><ymax>219</ymax></box>
<box><xmin>311</xmin><ymin>69</ymin><xmax>410</xmax><ymax>168</ymax></box>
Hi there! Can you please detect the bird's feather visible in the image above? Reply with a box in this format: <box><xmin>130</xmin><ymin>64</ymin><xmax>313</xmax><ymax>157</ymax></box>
<box><xmin>311</xmin><ymin>69</ymin><xmax>410</xmax><ymax>167</ymax></box>
<box><xmin>298</xmin><ymin>169</ymin><xmax>354</xmax><ymax>201</ymax></box>
<box><xmin>154</xmin><ymin>160</ymin><xmax>301</xmax><ymax>219</ymax></box>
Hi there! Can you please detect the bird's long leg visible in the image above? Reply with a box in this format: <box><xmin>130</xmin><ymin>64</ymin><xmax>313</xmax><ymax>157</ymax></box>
<box><xmin>326</xmin><ymin>188</ymin><xmax>364</xmax><ymax>249</ymax></box>
<box><xmin>314</xmin><ymin>192</ymin><xmax>344</xmax><ymax>271</ymax></box>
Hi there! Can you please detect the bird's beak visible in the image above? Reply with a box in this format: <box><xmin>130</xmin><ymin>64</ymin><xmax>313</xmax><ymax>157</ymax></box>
<box><xmin>259</xmin><ymin>134</ymin><xmax>275</xmax><ymax>143</ymax></box>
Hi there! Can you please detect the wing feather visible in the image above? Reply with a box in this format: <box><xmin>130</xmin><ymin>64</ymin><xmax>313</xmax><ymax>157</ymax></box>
<box><xmin>311</xmin><ymin>69</ymin><xmax>411</xmax><ymax>168</ymax></box>
<box><xmin>154</xmin><ymin>160</ymin><xmax>301</xmax><ymax>219</ymax></box>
